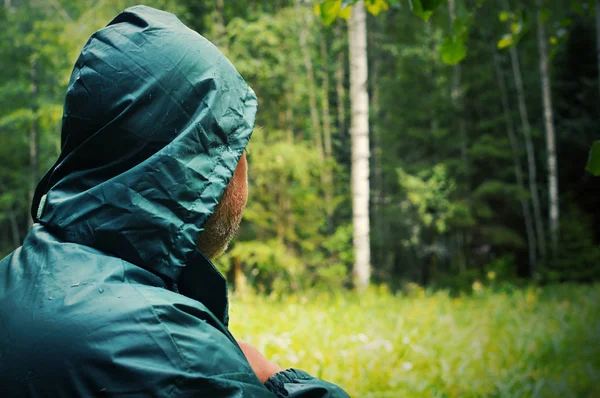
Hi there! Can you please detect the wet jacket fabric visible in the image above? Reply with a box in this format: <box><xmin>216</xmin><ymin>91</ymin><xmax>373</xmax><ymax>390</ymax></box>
<box><xmin>0</xmin><ymin>6</ymin><xmax>349</xmax><ymax>397</ymax></box>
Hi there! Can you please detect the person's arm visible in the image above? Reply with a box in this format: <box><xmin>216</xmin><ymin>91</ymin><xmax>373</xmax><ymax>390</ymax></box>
<box><xmin>237</xmin><ymin>339</ymin><xmax>350</xmax><ymax>398</ymax></box>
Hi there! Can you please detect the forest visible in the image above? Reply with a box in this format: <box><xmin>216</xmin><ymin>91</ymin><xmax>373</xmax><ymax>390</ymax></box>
<box><xmin>1</xmin><ymin>0</ymin><xmax>599</xmax><ymax>395</ymax></box>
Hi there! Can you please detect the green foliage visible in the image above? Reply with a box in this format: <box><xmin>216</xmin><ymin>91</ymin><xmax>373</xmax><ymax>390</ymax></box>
<box><xmin>315</xmin><ymin>0</ymin><xmax>446</xmax><ymax>23</ymax></box>
<box><xmin>1</xmin><ymin>0</ymin><xmax>598</xmax><ymax>290</ymax></box>
<box><xmin>440</xmin><ymin>19</ymin><xmax>468</xmax><ymax>65</ymax></box>
<box><xmin>409</xmin><ymin>0</ymin><xmax>447</xmax><ymax>22</ymax></box>
<box><xmin>542</xmin><ymin>205</ymin><xmax>600</xmax><ymax>282</ymax></box>
<box><xmin>398</xmin><ymin>164</ymin><xmax>462</xmax><ymax>234</ymax></box>
<box><xmin>586</xmin><ymin>140</ymin><xmax>600</xmax><ymax>176</ymax></box>
<box><xmin>230</xmin><ymin>285</ymin><xmax>600</xmax><ymax>396</ymax></box>
<box><xmin>440</xmin><ymin>6</ymin><xmax>472</xmax><ymax>65</ymax></box>
<box><xmin>215</xmin><ymin>129</ymin><xmax>352</xmax><ymax>293</ymax></box>
<box><xmin>314</xmin><ymin>0</ymin><xmax>352</xmax><ymax>25</ymax></box>
<box><xmin>497</xmin><ymin>9</ymin><xmax>529</xmax><ymax>49</ymax></box>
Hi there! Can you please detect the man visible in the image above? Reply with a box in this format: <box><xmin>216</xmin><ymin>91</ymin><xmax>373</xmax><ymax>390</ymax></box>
<box><xmin>0</xmin><ymin>6</ymin><xmax>349</xmax><ymax>397</ymax></box>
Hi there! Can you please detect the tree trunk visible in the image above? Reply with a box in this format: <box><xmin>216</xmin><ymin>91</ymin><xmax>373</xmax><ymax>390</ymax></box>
<box><xmin>494</xmin><ymin>51</ymin><xmax>537</xmax><ymax>269</ymax></box>
<box><xmin>536</xmin><ymin>1</ymin><xmax>559</xmax><ymax>257</ymax></box>
<box><xmin>320</xmin><ymin>35</ymin><xmax>335</xmax><ymax>231</ymax></box>
<box><xmin>426</xmin><ymin>22</ymin><xmax>439</xmax><ymax>147</ymax></box>
<box><xmin>320</xmin><ymin>37</ymin><xmax>333</xmax><ymax>160</ymax></box>
<box><xmin>448</xmin><ymin>0</ymin><xmax>469</xmax><ymax>180</ymax></box>
<box><xmin>335</xmin><ymin>22</ymin><xmax>346</xmax><ymax>138</ymax></box>
<box><xmin>298</xmin><ymin>6</ymin><xmax>323</xmax><ymax>159</ymax></box>
<box><xmin>285</xmin><ymin>91</ymin><xmax>295</xmax><ymax>142</ymax></box>
<box><xmin>233</xmin><ymin>256</ymin><xmax>247</xmax><ymax>294</ymax></box>
<box><xmin>502</xmin><ymin>0</ymin><xmax>546</xmax><ymax>261</ymax></box>
<box><xmin>348</xmin><ymin>1</ymin><xmax>371</xmax><ymax>289</ymax></box>
<box><xmin>214</xmin><ymin>0</ymin><xmax>226</xmax><ymax>49</ymax></box>
<box><xmin>29</xmin><ymin>59</ymin><xmax>39</xmax><ymax>228</ymax></box>
<box><xmin>370</xmin><ymin>17</ymin><xmax>386</xmax><ymax>279</ymax></box>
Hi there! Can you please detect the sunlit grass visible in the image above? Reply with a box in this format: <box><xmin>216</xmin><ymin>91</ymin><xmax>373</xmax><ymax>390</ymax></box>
<box><xmin>229</xmin><ymin>284</ymin><xmax>600</xmax><ymax>397</ymax></box>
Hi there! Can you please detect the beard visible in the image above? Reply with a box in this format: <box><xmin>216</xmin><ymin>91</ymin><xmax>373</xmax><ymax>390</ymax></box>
<box><xmin>196</xmin><ymin>168</ymin><xmax>247</xmax><ymax>260</ymax></box>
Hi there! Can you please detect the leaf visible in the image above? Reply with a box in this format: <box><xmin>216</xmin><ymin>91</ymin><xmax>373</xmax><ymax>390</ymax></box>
<box><xmin>339</xmin><ymin>5</ymin><xmax>353</xmax><ymax>20</ymax></box>
<box><xmin>365</xmin><ymin>0</ymin><xmax>389</xmax><ymax>16</ymax></box>
<box><xmin>510</xmin><ymin>22</ymin><xmax>521</xmax><ymax>34</ymax></box>
<box><xmin>316</xmin><ymin>0</ymin><xmax>354</xmax><ymax>24</ymax></box>
<box><xmin>409</xmin><ymin>0</ymin><xmax>447</xmax><ymax>21</ymax></box>
<box><xmin>498</xmin><ymin>11</ymin><xmax>511</xmax><ymax>22</ymax></box>
<box><xmin>560</xmin><ymin>18</ymin><xmax>572</xmax><ymax>28</ymax></box>
<box><xmin>570</xmin><ymin>0</ymin><xmax>583</xmax><ymax>15</ymax></box>
<box><xmin>586</xmin><ymin>141</ymin><xmax>600</xmax><ymax>176</ymax></box>
<box><xmin>497</xmin><ymin>34</ymin><xmax>514</xmax><ymax>49</ymax></box>
<box><xmin>452</xmin><ymin>12</ymin><xmax>471</xmax><ymax>38</ymax></box>
<box><xmin>440</xmin><ymin>36</ymin><xmax>467</xmax><ymax>65</ymax></box>
<box><xmin>316</xmin><ymin>0</ymin><xmax>342</xmax><ymax>25</ymax></box>
<box><xmin>541</xmin><ymin>8</ymin><xmax>551</xmax><ymax>23</ymax></box>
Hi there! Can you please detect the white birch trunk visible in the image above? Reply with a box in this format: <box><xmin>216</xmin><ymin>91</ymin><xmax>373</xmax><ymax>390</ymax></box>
<box><xmin>494</xmin><ymin>51</ymin><xmax>537</xmax><ymax>269</ymax></box>
<box><xmin>509</xmin><ymin>44</ymin><xmax>547</xmax><ymax>260</ymax></box>
<box><xmin>536</xmin><ymin>2</ymin><xmax>559</xmax><ymax>256</ymax></box>
<box><xmin>348</xmin><ymin>1</ymin><xmax>371</xmax><ymax>289</ymax></box>
<box><xmin>502</xmin><ymin>0</ymin><xmax>545</xmax><ymax>265</ymax></box>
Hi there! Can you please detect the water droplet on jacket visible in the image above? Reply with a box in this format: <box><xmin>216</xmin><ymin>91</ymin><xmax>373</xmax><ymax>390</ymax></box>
<box><xmin>98</xmin><ymin>288</ymin><xmax>104</xmax><ymax>293</ymax></box>
<box><xmin>48</xmin><ymin>296</ymin><xmax>53</xmax><ymax>300</ymax></box>
<box><xmin>71</xmin><ymin>283</ymin><xmax>80</xmax><ymax>287</ymax></box>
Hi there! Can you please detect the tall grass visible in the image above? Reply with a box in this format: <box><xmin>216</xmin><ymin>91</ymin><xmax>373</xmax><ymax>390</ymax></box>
<box><xmin>229</xmin><ymin>284</ymin><xmax>600</xmax><ymax>397</ymax></box>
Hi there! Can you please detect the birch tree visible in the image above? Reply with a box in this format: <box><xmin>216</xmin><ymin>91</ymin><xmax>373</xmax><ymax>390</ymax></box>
<box><xmin>500</xmin><ymin>0</ymin><xmax>546</xmax><ymax>262</ymax></box>
<box><xmin>493</xmin><ymin>50</ymin><xmax>537</xmax><ymax>268</ymax></box>
<box><xmin>535</xmin><ymin>0</ymin><xmax>559</xmax><ymax>257</ymax></box>
<box><xmin>348</xmin><ymin>0</ymin><xmax>371</xmax><ymax>288</ymax></box>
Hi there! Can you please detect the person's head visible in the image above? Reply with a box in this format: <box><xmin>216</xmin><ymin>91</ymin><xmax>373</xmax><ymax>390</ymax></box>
<box><xmin>196</xmin><ymin>152</ymin><xmax>248</xmax><ymax>260</ymax></box>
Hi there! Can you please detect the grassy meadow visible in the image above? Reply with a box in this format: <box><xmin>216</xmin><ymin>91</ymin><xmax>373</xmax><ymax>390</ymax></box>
<box><xmin>229</xmin><ymin>284</ymin><xmax>600</xmax><ymax>397</ymax></box>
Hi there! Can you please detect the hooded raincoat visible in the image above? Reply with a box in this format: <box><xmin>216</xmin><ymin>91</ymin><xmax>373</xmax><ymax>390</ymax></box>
<box><xmin>0</xmin><ymin>6</ymin><xmax>349</xmax><ymax>397</ymax></box>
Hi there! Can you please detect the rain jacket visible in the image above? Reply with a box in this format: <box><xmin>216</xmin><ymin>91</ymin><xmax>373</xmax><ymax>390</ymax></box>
<box><xmin>0</xmin><ymin>6</ymin><xmax>349</xmax><ymax>397</ymax></box>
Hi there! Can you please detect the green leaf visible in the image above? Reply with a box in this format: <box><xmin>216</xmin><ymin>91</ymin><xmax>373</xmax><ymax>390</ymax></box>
<box><xmin>440</xmin><ymin>36</ymin><xmax>467</xmax><ymax>65</ymax></box>
<box><xmin>570</xmin><ymin>0</ymin><xmax>584</xmax><ymax>15</ymax></box>
<box><xmin>497</xmin><ymin>34</ymin><xmax>514</xmax><ymax>49</ymax></box>
<box><xmin>409</xmin><ymin>0</ymin><xmax>447</xmax><ymax>21</ymax></box>
<box><xmin>498</xmin><ymin>11</ymin><xmax>511</xmax><ymax>22</ymax></box>
<box><xmin>316</xmin><ymin>0</ymin><xmax>356</xmax><ymax>24</ymax></box>
<box><xmin>339</xmin><ymin>5</ymin><xmax>353</xmax><ymax>20</ymax></box>
<box><xmin>316</xmin><ymin>0</ymin><xmax>342</xmax><ymax>25</ymax></box>
<box><xmin>586</xmin><ymin>141</ymin><xmax>600</xmax><ymax>176</ymax></box>
<box><xmin>560</xmin><ymin>18</ymin><xmax>573</xmax><ymax>28</ymax></box>
<box><xmin>365</xmin><ymin>0</ymin><xmax>389</xmax><ymax>16</ymax></box>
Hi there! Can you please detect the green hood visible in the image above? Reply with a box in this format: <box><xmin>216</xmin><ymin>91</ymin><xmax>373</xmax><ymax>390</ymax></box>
<box><xmin>31</xmin><ymin>6</ymin><xmax>257</xmax><ymax>322</ymax></box>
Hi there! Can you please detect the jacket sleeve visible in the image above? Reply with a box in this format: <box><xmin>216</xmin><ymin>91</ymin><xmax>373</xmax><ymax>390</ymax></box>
<box><xmin>111</xmin><ymin>286</ymin><xmax>350</xmax><ymax>397</ymax></box>
<box><xmin>265</xmin><ymin>369</ymin><xmax>351</xmax><ymax>398</ymax></box>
